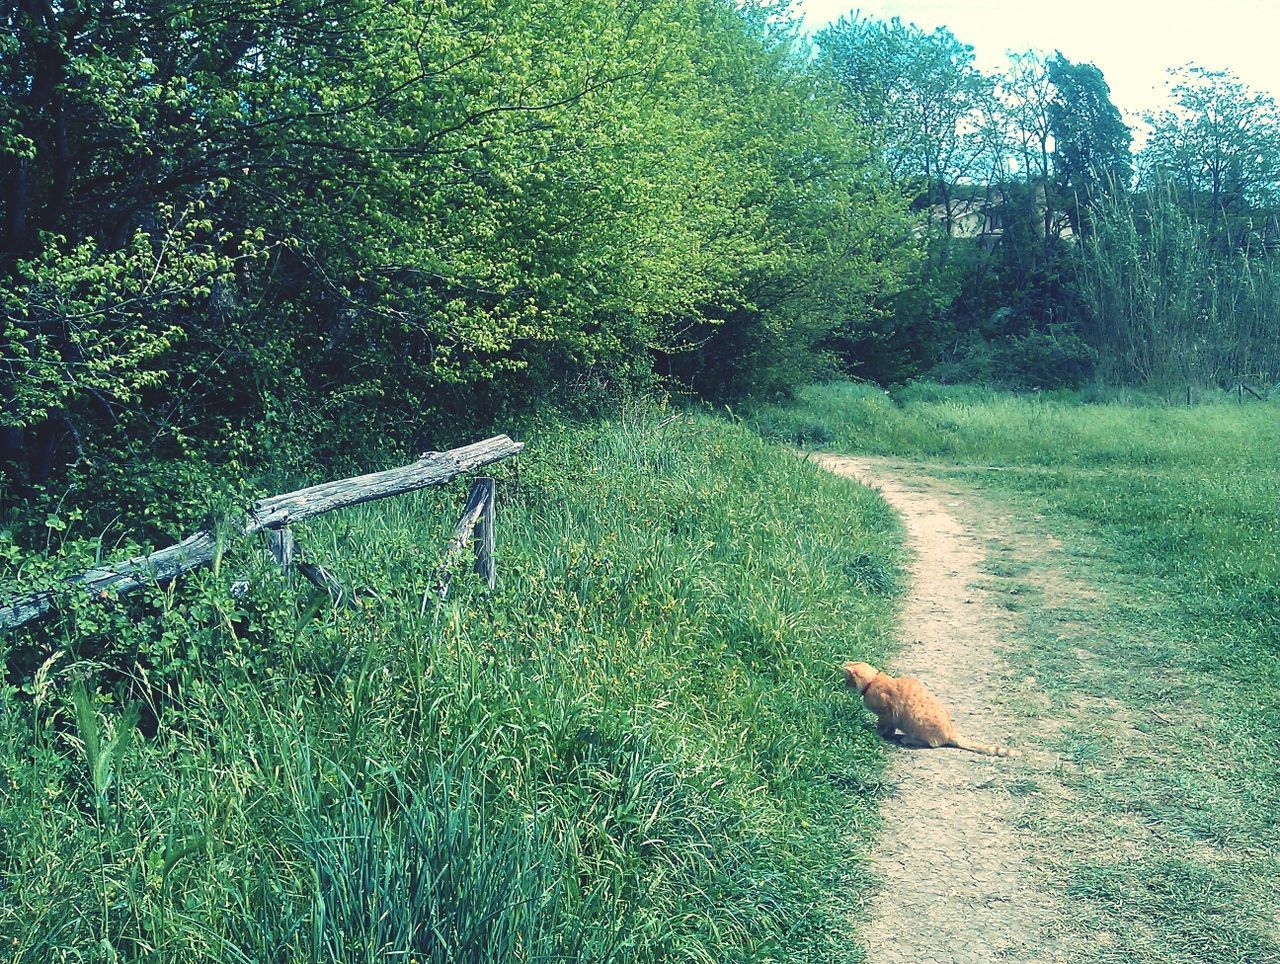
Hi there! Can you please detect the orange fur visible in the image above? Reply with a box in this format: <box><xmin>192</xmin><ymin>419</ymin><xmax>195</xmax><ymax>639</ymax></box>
<box><xmin>842</xmin><ymin>661</ymin><xmax>1019</xmax><ymax>758</ymax></box>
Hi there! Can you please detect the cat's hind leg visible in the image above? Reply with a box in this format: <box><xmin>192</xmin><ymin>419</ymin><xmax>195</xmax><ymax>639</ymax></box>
<box><xmin>874</xmin><ymin>715</ymin><xmax>897</xmax><ymax>740</ymax></box>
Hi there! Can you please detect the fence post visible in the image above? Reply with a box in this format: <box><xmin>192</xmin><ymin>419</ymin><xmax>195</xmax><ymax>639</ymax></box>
<box><xmin>432</xmin><ymin>479</ymin><xmax>490</xmax><ymax>604</ymax></box>
<box><xmin>267</xmin><ymin>522</ymin><xmax>295</xmax><ymax>584</ymax></box>
<box><xmin>473</xmin><ymin>477</ymin><xmax>496</xmax><ymax>588</ymax></box>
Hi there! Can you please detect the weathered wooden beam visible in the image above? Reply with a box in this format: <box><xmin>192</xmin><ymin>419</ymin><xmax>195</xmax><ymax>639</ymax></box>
<box><xmin>474</xmin><ymin>477</ymin><xmax>495</xmax><ymax>589</ymax></box>
<box><xmin>267</xmin><ymin>526</ymin><xmax>295</xmax><ymax>582</ymax></box>
<box><xmin>0</xmin><ymin>592</ymin><xmax>54</xmax><ymax>629</ymax></box>
<box><xmin>1</xmin><ymin>436</ymin><xmax>522</xmax><ymax>631</ymax></box>
<box><xmin>432</xmin><ymin>479</ymin><xmax>491</xmax><ymax>603</ymax></box>
<box><xmin>297</xmin><ymin>558</ymin><xmax>356</xmax><ymax>608</ymax></box>
<box><xmin>0</xmin><ymin>530</ymin><xmax>220</xmax><ymax>631</ymax></box>
<box><xmin>265</xmin><ymin>528</ymin><xmax>356</xmax><ymax>608</ymax></box>
<box><xmin>247</xmin><ymin>435</ymin><xmax>523</xmax><ymax>532</ymax></box>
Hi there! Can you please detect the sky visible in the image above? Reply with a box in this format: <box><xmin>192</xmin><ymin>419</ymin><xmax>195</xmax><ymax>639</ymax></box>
<box><xmin>793</xmin><ymin>0</ymin><xmax>1280</xmax><ymax>123</ymax></box>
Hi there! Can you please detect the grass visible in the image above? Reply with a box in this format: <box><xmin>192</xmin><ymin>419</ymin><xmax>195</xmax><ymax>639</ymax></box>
<box><xmin>0</xmin><ymin>413</ymin><xmax>902</xmax><ymax>962</ymax></box>
<box><xmin>754</xmin><ymin>381</ymin><xmax>1280</xmax><ymax>963</ymax></box>
<box><xmin>753</xmin><ymin>379</ymin><xmax>1278</xmax><ymax>470</ymax></box>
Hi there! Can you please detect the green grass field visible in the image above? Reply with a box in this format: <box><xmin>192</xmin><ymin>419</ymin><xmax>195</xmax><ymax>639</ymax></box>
<box><xmin>0</xmin><ymin>415</ymin><xmax>902</xmax><ymax>962</ymax></box>
<box><xmin>755</xmin><ymin>382</ymin><xmax>1280</xmax><ymax>963</ymax></box>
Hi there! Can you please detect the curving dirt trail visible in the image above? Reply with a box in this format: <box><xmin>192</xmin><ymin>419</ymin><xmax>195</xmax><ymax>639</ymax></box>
<box><xmin>816</xmin><ymin>455</ymin><xmax>1071</xmax><ymax>964</ymax></box>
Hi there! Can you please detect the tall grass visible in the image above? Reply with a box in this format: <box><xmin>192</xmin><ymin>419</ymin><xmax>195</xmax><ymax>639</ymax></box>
<box><xmin>756</xmin><ymin>381</ymin><xmax>1280</xmax><ymax>963</ymax></box>
<box><xmin>1076</xmin><ymin>185</ymin><xmax>1280</xmax><ymax>387</ymax></box>
<box><xmin>753</xmin><ymin>379</ymin><xmax>1278</xmax><ymax>469</ymax></box>
<box><xmin>0</xmin><ymin>414</ymin><xmax>901</xmax><ymax>961</ymax></box>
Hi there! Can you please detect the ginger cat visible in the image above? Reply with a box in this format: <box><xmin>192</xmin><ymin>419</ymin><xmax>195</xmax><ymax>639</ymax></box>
<box><xmin>842</xmin><ymin>661</ymin><xmax>1019</xmax><ymax>758</ymax></box>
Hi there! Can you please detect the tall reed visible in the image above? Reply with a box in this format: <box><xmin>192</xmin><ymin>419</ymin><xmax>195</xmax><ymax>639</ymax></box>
<box><xmin>1076</xmin><ymin>182</ymin><xmax>1280</xmax><ymax>387</ymax></box>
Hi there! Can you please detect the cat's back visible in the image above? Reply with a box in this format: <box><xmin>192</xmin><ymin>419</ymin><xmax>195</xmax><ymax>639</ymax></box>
<box><xmin>892</xmin><ymin>675</ymin><xmax>953</xmax><ymax>743</ymax></box>
<box><xmin>891</xmin><ymin>674</ymin><xmax>938</xmax><ymax>702</ymax></box>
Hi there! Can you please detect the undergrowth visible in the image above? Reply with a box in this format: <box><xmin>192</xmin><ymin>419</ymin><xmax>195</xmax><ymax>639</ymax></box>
<box><xmin>0</xmin><ymin>414</ymin><xmax>902</xmax><ymax>962</ymax></box>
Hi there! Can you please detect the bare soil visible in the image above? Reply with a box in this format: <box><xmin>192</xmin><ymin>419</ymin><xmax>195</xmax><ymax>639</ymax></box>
<box><xmin>816</xmin><ymin>455</ymin><xmax>1076</xmax><ymax>964</ymax></box>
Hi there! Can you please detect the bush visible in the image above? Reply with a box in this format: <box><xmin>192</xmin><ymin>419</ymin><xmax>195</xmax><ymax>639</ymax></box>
<box><xmin>929</xmin><ymin>327</ymin><xmax>1095</xmax><ymax>390</ymax></box>
<box><xmin>988</xmin><ymin>328</ymin><xmax>1097</xmax><ymax>389</ymax></box>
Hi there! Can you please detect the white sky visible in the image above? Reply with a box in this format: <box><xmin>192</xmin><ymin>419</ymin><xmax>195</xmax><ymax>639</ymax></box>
<box><xmin>793</xmin><ymin>0</ymin><xmax>1280</xmax><ymax>124</ymax></box>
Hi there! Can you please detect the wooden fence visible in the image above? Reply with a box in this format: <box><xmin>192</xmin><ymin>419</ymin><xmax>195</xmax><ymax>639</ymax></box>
<box><xmin>0</xmin><ymin>435</ymin><xmax>523</xmax><ymax>631</ymax></box>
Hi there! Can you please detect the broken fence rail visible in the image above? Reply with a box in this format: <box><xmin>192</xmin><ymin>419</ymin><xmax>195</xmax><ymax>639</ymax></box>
<box><xmin>0</xmin><ymin>435</ymin><xmax>523</xmax><ymax>631</ymax></box>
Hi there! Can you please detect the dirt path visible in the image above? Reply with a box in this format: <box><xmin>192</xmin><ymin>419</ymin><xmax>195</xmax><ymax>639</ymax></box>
<box><xmin>816</xmin><ymin>455</ymin><xmax>1071</xmax><ymax>964</ymax></box>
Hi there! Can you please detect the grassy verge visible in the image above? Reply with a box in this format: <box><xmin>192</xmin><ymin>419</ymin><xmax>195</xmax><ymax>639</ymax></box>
<box><xmin>0</xmin><ymin>414</ymin><xmax>901</xmax><ymax>962</ymax></box>
<box><xmin>754</xmin><ymin>381</ymin><xmax>1280</xmax><ymax>963</ymax></box>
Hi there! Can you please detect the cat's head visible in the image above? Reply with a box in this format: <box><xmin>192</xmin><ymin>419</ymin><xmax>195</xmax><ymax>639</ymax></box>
<box><xmin>842</xmin><ymin>661</ymin><xmax>879</xmax><ymax>693</ymax></box>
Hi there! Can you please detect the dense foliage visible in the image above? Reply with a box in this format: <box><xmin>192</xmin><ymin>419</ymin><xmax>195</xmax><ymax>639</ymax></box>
<box><xmin>0</xmin><ymin>0</ymin><xmax>916</xmax><ymax>491</ymax></box>
<box><xmin>5</xmin><ymin>2</ymin><xmax>1279</xmax><ymax>493</ymax></box>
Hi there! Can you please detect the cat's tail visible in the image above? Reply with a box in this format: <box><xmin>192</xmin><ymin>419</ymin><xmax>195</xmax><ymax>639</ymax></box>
<box><xmin>949</xmin><ymin>735</ymin><xmax>1020</xmax><ymax>758</ymax></box>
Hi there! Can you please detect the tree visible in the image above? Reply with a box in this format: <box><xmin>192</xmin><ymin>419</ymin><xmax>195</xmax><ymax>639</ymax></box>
<box><xmin>1</xmin><ymin>0</ymin><xmax>915</xmax><ymax>485</ymax></box>
<box><xmin>1142</xmin><ymin>66</ymin><xmax>1280</xmax><ymax>243</ymax></box>
<box><xmin>649</xmin><ymin>4</ymin><xmax>919</xmax><ymax>396</ymax></box>
<box><xmin>999</xmin><ymin>51</ymin><xmax>1057</xmax><ymax>246</ymax></box>
<box><xmin>1047</xmin><ymin>54</ymin><xmax>1133</xmax><ymax>235</ymax></box>
<box><xmin>816</xmin><ymin>16</ymin><xmax>993</xmax><ymax>234</ymax></box>
<box><xmin>813</xmin><ymin>15</ymin><xmax>998</xmax><ymax>379</ymax></box>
